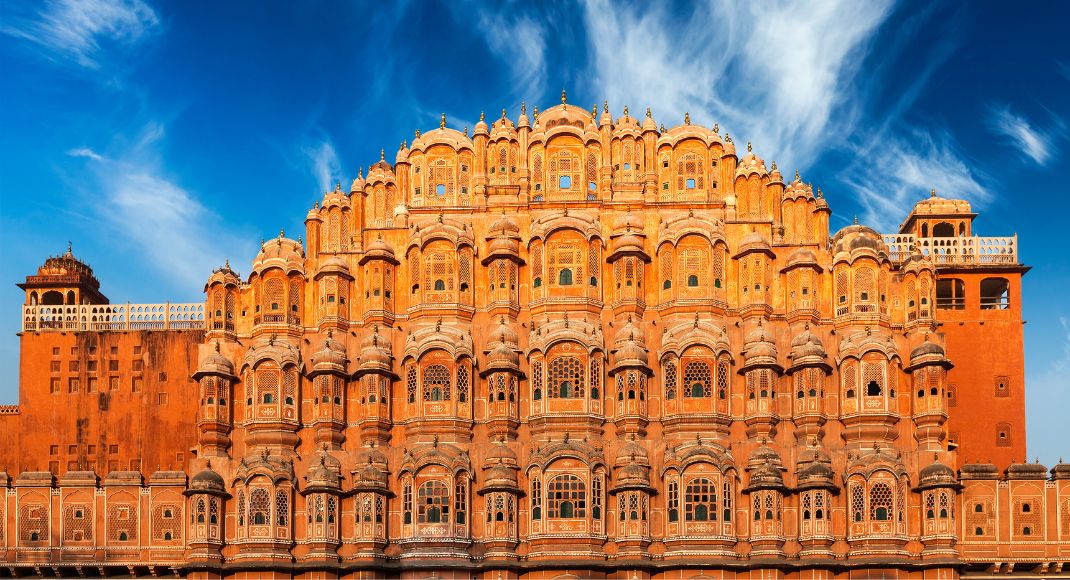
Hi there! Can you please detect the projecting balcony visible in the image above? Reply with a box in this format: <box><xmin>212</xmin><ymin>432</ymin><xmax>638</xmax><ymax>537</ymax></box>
<box><xmin>21</xmin><ymin>303</ymin><xmax>205</xmax><ymax>333</ymax></box>
<box><xmin>882</xmin><ymin>234</ymin><xmax>1018</xmax><ymax>266</ymax></box>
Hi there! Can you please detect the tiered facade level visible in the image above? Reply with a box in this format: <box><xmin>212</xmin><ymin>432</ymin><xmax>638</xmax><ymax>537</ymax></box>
<box><xmin>1</xmin><ymin>98</ymin><xmax>1055</xmax><ymax>578</ymax></box>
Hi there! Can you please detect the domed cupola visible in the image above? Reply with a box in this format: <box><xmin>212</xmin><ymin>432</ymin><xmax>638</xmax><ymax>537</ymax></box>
<box><xmin>473</xmin><ymin>110</ymin><xmax>490</xmax><ymax>136</ymax></box>
<box><xmin>796</xmin><ymin>438</ymin><xmax>837</xmax><ymax>491</ymax></box>
<box><xmin>194</xmin><ymin>341</ymin><xmax>236</xmax><ymax>381</ymax></box>
<box><xmin>612</xmin><ymin>436</ymin><xmax>653</xmax><ymax>491</ymax></box>
<box><xmin>359</xmin><ymin>234</ymin><xmax>399</xmax><ymax>266</ymax></box>
<box><xmin>304</xmin><ymin>451</ymin><xmax>342</xmax><ymax>493</ymax></box>
<box><xmin>787</xmin><ymin>323</ymin><xmax>831</xmax><ymax>373</ymax></box>
<box><xmin>735</xmin><ymin>142</ymin><xmax>769</xmax><ymax>179</ymax></box>
<box><xmin>609</xmin><ymin>317</ymin><xmax>650</xmax><ymax>372</ymax></box>
<box><xmin>736</xmin><ymin>230</ymin><xmax>775</xmax><ymax>259</ymax></box>
<box><xmin>205</xmin><ymin>260</ymin><xmax>241</xmax><ymax>290</ymax></box>
<box><xmin>744</xmin><ymin>444</ymin><xmax>787</xmax><ymax>492</ymax></box>
<box><xmin>831</xmin><ymin>223</ymin><xmax>888</xmax><ymax>265</ymax></box>
<box><xmin>905</xmin><ymin>335</ymin><xmax>953</xmax><ymax>372</ymax></box>
<box><xmin>484</xmin><ymin>318</ymin><xmax>521</xmax><ymax>374</ymax></box>
<box><xmin>783</xmin><ymin>170</ymin><xmax>815</xmax><ymax>200</ymax></box>
<box><xmin>188</xmin><ymin>464</ymin><xmax>227</xmax><ymax>496</ymax></box>
<box><xmin>741</xmin><ymin>319</ymin><xmax>780</xmax><ymax>371</ymax></box>
<box><xmin>251</xmin><ymin>232</ymin><xmax>306</xmax><ymax>276</ymax></box>
<box><xmin>316</xmin><ymin>255</ymin><xmax>350</xmax><ymax>278</ymax></box>
<box><xmin>915</xmin><ymin>456</ymin><xmax>960</xmax><ymax>491</ymax></box>
<box><xmin>608</xmin><ymin>213</ymin><xmax>650</xmax><ymax>263</ymax></box>
<box><xmin>353</xmin><ymin>325</ymin><xmax>393</xmax><ymax>377</ymax></box>
<box><xmin>351</xmin><ymin>458</ymin><xmax>389</xmax><ymax>494</ymax></box>
<box><xmin>480</xmin><ymin>438</ymin><xmax>520</xmax><ymax>492</ymax></box>
<box><xmin>483</xmin><ymin>213</ymin><xmax>523</xmax><ymax>264</ymax></box>
<box><xmin>309</xmin><ymin>329</ymin><xmax>348</xmax><ymax>377</ymax></box>
<box><xmin>350</xmin><ymin>168</ymin><xmax>366</xmax><ymax>194</ymax></box>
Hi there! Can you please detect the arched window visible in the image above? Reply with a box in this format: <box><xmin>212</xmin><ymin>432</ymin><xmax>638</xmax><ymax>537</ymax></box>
<box><xmin>548</xmin><ymin>474</ymin><xmax>586</xmax><ymax>519</ymax></box>
<box><xmin>663</xmin><ymin>360</ymin><xmax>677</xmax><ymax>400</ymax></box>
<box><xmin>548</xmin><ymin>356</ymin><xmax>584</xmax><ymax>399</ymax></box>
<box><xmin>250</xmin><ymin>488</ymin><xmax>270</xmax><ymax>525</ymax></box>
<box><xmin>870</xmin><ymin>482</ymin><xmax>893</xmax><ymax>521</ymax></box>
<box><xmin>417</xmin><ymin>481</ymin><xmax>450</xmax><ymax>524</ymax></box>
<box><xmin>559</xmin><ymin>268</ymin><xmax>573</xmax><ymax>285</ymax></box>
<box><xmin>422</xmin><ymin>364</ymin><xmax>451</xmax><ymax>402</ymax></box>
<box><xmin>683</xmin><ymin>361</ymin><xmax>712</xmax><ymax>398</ymax></box>
<box><xmin>685</xmin><ymin>477</ymin><xmax>717</xmax><ymax>521</ymax></box>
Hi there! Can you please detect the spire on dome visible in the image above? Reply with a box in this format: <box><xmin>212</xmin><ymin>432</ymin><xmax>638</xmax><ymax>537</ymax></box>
<box><xmin>440</xmin><ymin>113</ymin><xmax>446</xmax><ymax>129</ymax></box>
<box><xmin>380</xmin><ymin>149</ymin><xmax>385</xmax><ymax>161</ymax></box>
<box><xmin>479</xmin><ymin>111</ymin><xmax>485</xmax><ymax>121</ymax></box>
<box><xmin>646</xmin><ymin>107</ymin><xmax>651</xmax><ymax>118</ymax></box>
<box><xmin>561</xmin><ymin>89</ymin><xmax>567</xmax><ymax>105</ymax></box>
<box><xmin>684</xmin><ymin>112</ymin><xmax>690</xmax><ymax>125</ymax></box>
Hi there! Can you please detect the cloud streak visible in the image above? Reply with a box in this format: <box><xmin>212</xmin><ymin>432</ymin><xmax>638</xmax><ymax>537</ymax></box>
<box><xmin>303</xmin><ymin>139</ymin><xmax>341</xmax><ymax>194</ymax></box>
<box><xmin>989</xmin><ymin>105</ymin><xmax>1057</xmax><ymax>166</ymax></box>
<box><xmin>475</xmin><ymin>8</ymin><xmax>548</xmax><ymax>101</ymax></box>
<box><xmin>581</xmin><ymin>0</ymin><xmax>895</xmax><ymax>168</ymax></box>
<box><xmin>2</xmin><ymin>0</ymin><xmax>159</xmax><ymax>69</ymax></box>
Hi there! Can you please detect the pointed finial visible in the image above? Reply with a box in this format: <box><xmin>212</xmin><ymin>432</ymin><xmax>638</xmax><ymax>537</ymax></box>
<box><xmin>463</xmin><ymin>127</ymin><xmax>468</xmax><ymax>137</ymax></box>
<box><xmin>521</xmin><ymin>101</ymin><xmax>526</xmax><ymax>114</ymax></box>
<box><xmin>771</xmin><ymin>160</ymin><xmax>777</xmax><ymax>171</ymax></box>
<box><xmin>380</xmin><ymin>149</ymin><xmax>385</xmax><ymax>161</ymax></box>
<box><xmin>623</xmin><ymin>105</ymin><xmax>629</xmax><ymax>117</ymax></box>
<box><xmin>931</xmin><ymin>187</ymin><xmax>937</xmax><ymax>198</ymax></box>
<box><xmin>592</xmin><ymin>103</ymin><xmax>597</xmax><ymax>117</ymax></box>
<box><xmin>747</xmin><ymin>142</ymin><xmax>752</xmax><ymax>153</ymax></box>
<box><xmin>713</xmin><ymin>122</ymin><xmax>719</xmax><ymax>133</ymax></box>
<box><xmin>660</xmin><ymin>124</ymin><xmax>666</xmax><ymax>132</ymax></box>
<box><xmin>853</xmin><ymin>215</ymin><xmax>858</xmax><ymax>225</ymax></box>
<box><xmin>67</xmin><ymin>241</ymin><xmax>73</xmax><ymax>255</ymax></box>
<box><xmin>795</xmin><ymin>169</ymin><xmax>800</xmax><ymax>181</ymax></box>
<box><xmin>684</xmin><ymin>112</ymin><xmax>691</xmax><ymax>125</ymax></box>
<box><xmin>415</xmin><ymin>129</ymin><xmax>420</xmax><ymax>138</ymax></box>
<box><xmin>440</xmin><ymin>113</ymin><xmax>446</xmax><ymax>129</ymax></box>
<box><xmin>817</xmin><ymin>187</ymin><xmax>823</xmax><ymax>198</ymax></box>
<box><xmin>335</xmin><ymin>181</ymin><xmax>341</xmax><ymax>191</ymax></box>
<box><xmin>358</xmin><ymin>167</ymin><xmax>363</xmax><ymax>179</ymax></box>
<box><xmin>501</xmin><ymin>108</ymin><xmax>507</xmax><ymax>120</ymax></box>
<box><xmin>561</xmin><ymin>89</ymin><xmax>567</xmax><ymax>105</ymax></box>
<box><xmin>224</xmin><ymin>258</ymin><xmax>230</xmax><ymax>269</ymax></box>
<box><xmin>479</xmin><ymin>111</ymin><xmax>485</xmax><ymax>122</ymax></box>
<box><xmin>646</xmin><ymin>107</ymin><xmax>652</xmax><ymax>118</ymax></box>
<box><xmin>279</xmin><ymin>228</ymin><xmax>285</xmax><ymax>238</ymax></box>
<box><xmin>726</xmin><ymin>133</ymin><xmax>732</xmax><ymax>142</ymax></box>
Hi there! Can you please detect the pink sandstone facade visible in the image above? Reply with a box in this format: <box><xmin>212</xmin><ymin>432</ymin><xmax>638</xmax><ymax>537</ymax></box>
<box><xmin>0</xmin><ymin>97</ymin><xmax>1057</xmax><ymax>578</ymax></box>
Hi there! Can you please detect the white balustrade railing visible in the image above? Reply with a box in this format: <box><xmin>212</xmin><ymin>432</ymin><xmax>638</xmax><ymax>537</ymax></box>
<box><xmin>22</xmin><ymin>303</ymin><xmax>205</xmax><ymax>332</ymax></box>
<box><xmin>881</xmin><ymin>234</ymin><xmax>1017</xmax><ymax>266</ymax></box>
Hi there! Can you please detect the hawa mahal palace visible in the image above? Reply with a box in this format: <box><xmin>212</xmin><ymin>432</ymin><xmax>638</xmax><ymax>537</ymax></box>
<box><xmin>0</xmin><ymin>95</ymin><xmax>1058</xmax><ymax>578</ymax></box>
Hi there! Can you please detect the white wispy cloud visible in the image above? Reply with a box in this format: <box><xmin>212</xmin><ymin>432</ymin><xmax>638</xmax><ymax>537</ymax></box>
<box><xmin>66</xmin><ymin>147</ymin><xmax>103</xmax><ymax>161</ymax></box>
<box><xmin>475</xmin><ymin>9</ymin><xmax>548</xmax><ymax>100</ymax></box>
<box><xmin>2</xmin><ymin>0</ymin><xmax>159</xmax><ymax>69</ymax></box>
<box><xmin>73</xmin><ymin>124</ymin><xmax>252</xmax><ymax>290</ymax></box>
<box><xmin>303</xmin><ymin>139</ymin><xmax>341</xmax><ymax>193</ymax></box>
<box><xmin>581</xmin><ymin>0</ymin><xmax>895</xmax><ymax>167</ymax></box>
<box><xmin>841</xmin><ymin>128</ymin><xmax>990</xmax><ymax>230</ymax></box>
<box><xmin>989</xmin><ymin>105</ymin><xmax>1057</xmax><ymax>166</ymax></box>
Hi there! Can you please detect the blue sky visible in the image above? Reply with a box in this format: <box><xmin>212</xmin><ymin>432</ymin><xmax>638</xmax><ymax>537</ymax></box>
<box><xmin>1</xmin><ymin>0</ymin><xmax>1068</xmax><ymax>461</ymax></box>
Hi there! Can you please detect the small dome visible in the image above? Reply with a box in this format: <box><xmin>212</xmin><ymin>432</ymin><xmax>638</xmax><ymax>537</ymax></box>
<box><xmin>611</xmin><ymin>319</ymin><xmax>649</xmax><ymax>370</ymax></box>
<box><xmin>194</xmin><ymin>342</ymin><xmax>235</xmax><ymax>379</ymax></box>
<box><xmin>305</xmin><ymin>453</ymin><xmax>341</xmax><ymax>491</ymax></box>
<box><xmin>910</xmin><ymin>340</ymin><xmax>944</xmax><ymax>359</ymax></box>
<box><xmin>489</xmin><ymin>213</ymin><xmax>521</xmax><ymax>236</ymax></box>
<box><xmin>190</xmin><ymin>466</ymin><xmax>225</xmax><ymax>494</ymax></box>
<box><xmin>789</xmin><ymin>326</ymin><xmax>828</xmax><ymax>368</ymax></box>
<box><xmin>919</xmin><ymin>460</ymin><xmax>956</xmax><ymax>487</ymax></box>
<box><xmin>738</xmin><ymin>231</ymin><xmax>772</xmax><ymax>255</ymax></box>
<box><xmin>317</xmin><ymin>255</ymin><xmax>350</xmax><ymax>276</ymax></box>
<box><xmin>251</xmin><ymin>235</ymin><xmax>305</xmax><ymax>275</ymax></box>
<box><xmin>484</xmin><ymin>464</ymin><xmax>519</xmax><ymax>487</ymax></box>
<box><xmin>355</xmin><ymin>445</ymin><xmax>388</xmax><ymax>468</ymax></box>
<box><xmin>485</xmin><ymin>439</ymin><xmax>518</xmax><ymax>466</ymax></box>
<box><xmin>310</xmin><ymin>330</ymin><xmax>347</xmax><ymax>375</ymax></box>
<box><xmin>360</xmin><ymin>235</ymin><xmax>397</xmax><ymax>265</ymax></box>
<box><xmin>357</xmin><ymin>326</ymin><xmax>393</xmax><ymax>375</ymax></box>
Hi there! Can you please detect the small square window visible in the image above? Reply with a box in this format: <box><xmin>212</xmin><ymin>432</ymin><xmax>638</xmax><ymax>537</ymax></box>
<box><xmin>158</xmin><ymin>393</ymin><xmax>168</xmax><ymax>405</ymax></box>
<box><xmin>133</xmin><ymin>346</ymin><xmax>142</xmax><ymax>355</ymax></box>
<box><xmin>87</xmin><ymin>360</ymin><xmax>97</xmax><ymax>372</ymax></box>
<box><xmin>50</xmin><ymin>361</ymin><xmax>60</xmax><ymax>372</ymax></box>
<box><xmin>49</xmin><ymin>445</ymin><xmax>59</xmax><ymax>455</ymax></box>
<box><xmin>52</xmin><ymin>347</ymin><xmax>60</xmax><ymax>356</ymax></box>
<box><xmin>686</xmin><ymin>178</ymin><xmax>696</xmax><ymax>189</ymax></box>
<box><xmin>68</xmin><ymin>445</ymin><xmax>78</xmax><ymax>454</ymax></box>
<box><xmin>70</xmin><ymin>346</ymin><xmax>78</xmax><ymax>355</ymax></box>
<box><xmin>68</xmin><ymin>378</ymin><xmax>80</xmax><ymax>393</ymax></box>
<box><xmin>109</xmin><ymin>360</ymin><xmax>118</xmax><ymax>371</ymax></box>
<box><xmin>109</xmin><ymin>445</ymin><xmax>118</xmax><ymax>454</ymax></box>
<box><xmin>559</xmin><ymin>175</ymin><xmax>572</xmax><ymax>189</ymax></box>
<box><xmin>69</xmin><ymin>361</ymin><xmax>79</xmax><ymax>372</ymax></box>
<box><xmin>110</xmin><ymin>346</ymin><xmax>118</xmax><ymax>355</ymax></box>
<box><xmin>50</xmin><ymin>378</ymin><xmax>60</xmax><ymax>393</ymax></box>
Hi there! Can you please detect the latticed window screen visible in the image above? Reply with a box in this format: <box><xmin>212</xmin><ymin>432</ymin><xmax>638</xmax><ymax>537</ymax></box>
<box><xmin>664</xmin><ymin>360</ymin><xmax>678</xmax><ymax>399</ymax></box>
<box><xmin>63</xmin><ymin>504</ymin><xmax>93</xmax><ymax>541</ymax></box>
<box><xmin>107</xmin><ymin>502</ymin><xmax>137</xmax><ymax>541</ymax></box>
<box><xmin>422</xmin><ymin>364</ymin><xmax>451</xmax><ymax>401</ymax></box>
<box><xmin>459</xmin><ymin>250</ymin><xmax>471</xmax><ymax>290</ymax></box>
<box><xmin>275</xmin><ymin>489</ymin><xmax>289</xmax><ymax>526</ymax></box>
<box><xmin>531</xmin><ymin>360</ymin><xmax>543</xmax><ymax>395</ymax></box>
<box><xmin>532</xmin><ymin>153</ymin><xmax>543</xmax><ymax>187</ymax></box>
<box><xmin>531</xmin><ymin>244</ymin><xmax>543</xmax><ymax>280</ymax></box>
<box><xmin>862</xmin><ymin>362</ymin><xmax>884</xmax><ymax>397</ymax></box>
<box><xmin>406</xmin><ymin>366</ymin><xmax>417</xmax><ymax>403</ymax></box>
<box><xmin>585</xmin><ymin>152</ymin><xmax>598</xmax><ymax>193</ymax></box>
<box><xmin>660</xmin><ymin>247</ymin><xmax>673</xmax><ymax>290</ymax></box>
<box><xmin>20</xmin><ymin>503</ymin><xmax>47</xmax><ymax>542</ymax></box>
<box><xmin>836</xmin><ymin>270</ymin><xmax>849</xmax><ymax>304</ymax></box>
<box><xmin>417</xmin><ymin>481</ymin><xmax>450</xmax><ymax>523</ymax></box>
<box><xmin>257</xmin><ymin>368</ymin><xmax>279</xmax><ymax>406</ymax></box>
<box><xmin>250</xmin><ymin>489</ymin><xmax>270</xmax><ymax>525</ymax></box>
<box><xmin>675</xmin><ymin>151</ymin><xmax>704</xmax><ymax>194</ymax></box>
<box><xmin>717</xmin><ymin>359</ymin><xmax>730</xmax><ymax>399</ymax></box>
<box><xmin>683</xmin><ymin>362</ymin><xmax>712</xmax><ymax>398</ymax></box>
<box><xmin>265</xmin><ymin>279</ymin><xmax>284</xmax><ymax>311</ymax></box>
<box><xmin>678</xmin><ymin>247</ymin><xmax>708</xmax><ymax>289</ymax></box>
<box><xmin>548</xmin><ymin>475</ymin><xmax>586</xmax><ymax>518</ymax></box>
<box><xmin>685</xmin><ymin>478</ymin><xmax>717</xmax><ymax>521</ymax></box>
<box><xmin>590</xmin><ymin>358</ymin><xmax>601</xmax><ymax>396</ymax></box>
<box><xmin>667</xmin><ymin>479</ymin><xmax>679</xmax><ymax>520</ymax></box>
<box><xmin>457</xmin><ymin>365</ymin><xmax>470</xmax><ymax>402</ymax></box>
<box><xmin>425</xmin><ymin>252</ymin><xmax>455</xmax><ymax>292</ymax></box>
<box><xmin>869</xmin><ymin>482</ymin><xmax>893</xmax><ymax>520</ymax></box>
<box><xmin>288</xmin><ymin>278</ymin><xmax>301</xmax><ymax>314</ymax></box>
<box><xmin>454</xmin><ymin>480</ymin><xmax>467</xmax><ymax>524</ymax></box>
<box><xmin>549</xmin><ymin>356</ymin><xmax>584</xmax><ymax>398</ymax></box>
<box><xmin>549</xmin><ymin>243</ymin><xmax>583</xmax><ymax>286</ymax></box>
<box><xmin>409</xmin><ymin>252</ymin><xmax>420</xmax><ymax>289</ymax></box>
<box><xmin>588</xmin><ymin>242</ymin><xmax>600</xmax><ymax>285</ymax></box>
<box><xmin>855</xmin><ymin>268</ymin><xmax>875</xmax><ymax>303</ymax></box>
<box><xmin>152</xmin><ymin>503</ymin><xmax>182</xmax><ymax>541</ymax></box>
<box><xmin>283</xmin><ymin>371</ymin><xmax>296</xmax><ymax>406</ymax></box>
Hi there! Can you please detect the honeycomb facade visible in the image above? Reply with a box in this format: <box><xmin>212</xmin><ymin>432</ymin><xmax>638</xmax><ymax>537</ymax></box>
<box><xmin>1</xmin><ymin>97</ymin><xmax>1059</xmax><ymax>578</ymax></box>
